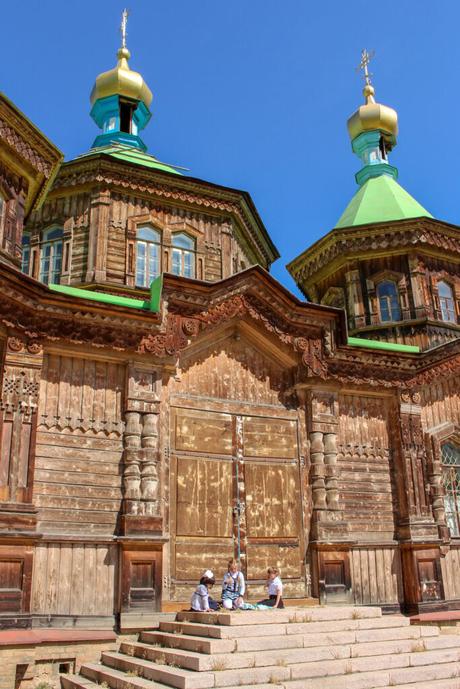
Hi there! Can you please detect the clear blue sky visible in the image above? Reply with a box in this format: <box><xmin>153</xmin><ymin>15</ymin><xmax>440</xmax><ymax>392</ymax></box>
<box><xmin>3</xmin><ymin>1</ymin><xmax>458</xmax><ymax>294</ymax></box>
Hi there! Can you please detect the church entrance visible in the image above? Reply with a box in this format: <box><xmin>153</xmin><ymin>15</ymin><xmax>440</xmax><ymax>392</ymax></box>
<box><xmin>169</xmin><ymin>403</ymin><xmax>305</xmax><ymax>597</ymax></box>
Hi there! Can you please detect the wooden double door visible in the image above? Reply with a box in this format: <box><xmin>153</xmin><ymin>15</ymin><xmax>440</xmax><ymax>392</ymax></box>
<box><xmin>170</xmin><ymin>403</ymin><xmax>305</xmax><ymax>590</ymax></box>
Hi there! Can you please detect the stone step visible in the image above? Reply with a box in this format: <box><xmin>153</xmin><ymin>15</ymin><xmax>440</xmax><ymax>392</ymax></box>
<box><xmin>282</xmin><ymin>661</ymin><xmax>460</xmax><ymax>688</ymax></box>
<box><xmin>141</xmin><ymin>630</ymin><xmax>236</xmax><ymax>654</ymax></box>
<box><xmin>120</xmin><ymin>640</ymin><xmax>249</xmax><ymax>671</ymax></box>
<box><xmin>349</xmin><ymin>633</ymin><xmax>460</xmax><ymax>658</ymax></box>
<box><xmin>159</xmin><ymin>614</ymin><xmax>410</xmax><ymax>640</ymax></box>
<box><xmin>100</xmin><ymin>650</ymin><xmax>215</xmax><ymax>689</ymax></box>
<box><xmin>175</xmin><ymin>606</ymin><xmax>382</xmax><ymax>627</ymax></box>
<box><xmin>80</xmin><ymin>662</ymin><xmax>167</xmax><ymax>688</ymax></box>
<box><xmin>61</xmin><ymin>676</ymin><xmax>100</xmax><ymax>689</ymax></box>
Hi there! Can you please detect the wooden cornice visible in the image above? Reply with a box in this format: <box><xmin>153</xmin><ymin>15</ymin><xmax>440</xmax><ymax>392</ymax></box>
<box><xmin>49</xmin><ymin>154</ymin><xmax>279</xmax><ymax>268</ymax></box>
<box><xmin>287</xmin><ymin>217</ymin><xmax>460</xmax><ymax>290</ymax></box>
<box><xmin>0</xmin><ymin>93</ymin><xmax>63</xmax><ymax>216</ymax></box>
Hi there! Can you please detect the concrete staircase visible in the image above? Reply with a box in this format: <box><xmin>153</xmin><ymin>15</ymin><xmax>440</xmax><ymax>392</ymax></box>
<box><xmin>61</xmin><ymin>606</ymin><xmax>460</xmax><ymax>689</ymax></box>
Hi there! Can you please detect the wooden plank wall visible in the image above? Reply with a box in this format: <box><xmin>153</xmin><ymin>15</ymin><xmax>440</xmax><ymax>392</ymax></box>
<box><xmin>171</xmin><ymin>336</ymin><xmax>290</xmax><ymax>404</ymax></box>
<box><xmin>34</xmin><ymin>354</ymin><xmax>124</xmax><ymax>535</ymax></box>
<box><xmin>440</xmin><ymin>546</ymin><xmax>460</xmax><ymax>600</ymax></box>
<box><xmin>31</xmin><ymin>543</ymin><xmax>117</xmax><ymax>616</ymax></box>
<box><xmin>337</xmin><ymin>394</ymin><xmax>395</xmax><ymax>539</ymax></box>
<box><xmin>421</xmin><ymin>376</ymin><xmax>460</xmax><ymax>431</ymax></box>
<box><xmin>350</xmin><ymin>547</ymin><xmax>403</xmax><ymax>605</ymax></box>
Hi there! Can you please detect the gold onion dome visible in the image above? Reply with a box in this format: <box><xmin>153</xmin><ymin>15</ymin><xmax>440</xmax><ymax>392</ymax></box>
<box><xmin>90</xmin><ymin>46</ymin><xmax>153</xmax><ymax>108</ymax></box>
<box><xmin>347</xmin><ymin>83</ymin><xmax>398</xmax><ymax>143</ymax></box>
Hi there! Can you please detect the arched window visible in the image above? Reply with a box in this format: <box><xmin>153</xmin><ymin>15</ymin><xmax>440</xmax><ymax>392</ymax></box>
<box><xmin>172</xmin><ymin>232</ymin><xmax>195</xmax><ymax>278</ymax></box>
<box><xmin>136</xmin><ymin>226</ymin><xmax>161</xmax><ymax>287</ymax></box>
<box><xmin>441</xmin><ymin>442</ymin><xmax>460</xmax><ymax>536</ymax></box>
<box><xmin>377</xmin><ymin>280</ymin><xmax>401</xmax><ymax>322</ymax></box>
<box><xmin>438</xmin><ymin>281</ymin><xmax>456</xmax><ymax>323</ymax></box>
<box><xmin>40</xmin><ymin>227</ymin><xmax>63</xmax><ymax>284</ymax></box>
<box><xmin>21</xmin><ymin>233</ymin><xmax>30</xmax><ymax>275</ymax></box>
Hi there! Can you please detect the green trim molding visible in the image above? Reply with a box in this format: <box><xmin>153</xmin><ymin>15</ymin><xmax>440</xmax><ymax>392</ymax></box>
<box><xmin>348</xmin><ymin>336</ymin><xmax>419</xmax><ymax>353</ymax></box>
<box><xmin>48</xmin><ymin>274</ymin><xmax>163</xmax><ymax>313</ymax></box>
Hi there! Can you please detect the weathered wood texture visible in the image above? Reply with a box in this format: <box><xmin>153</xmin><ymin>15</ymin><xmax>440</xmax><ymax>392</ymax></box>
<box><xmin>170</xmin><ymin>336</ymin><xmax>292</xmax><ymax>404</ymax></box>
<box><xmin>34</xmin><ymin>354</ymin><xmax>124</xmax><ymax>534</ymax></box>
<box><xmin>440</xmin><ymin>545</ymin><xmax>460</xmax><ymax>600</ymax></box>
<box><xmin>168</xmin><ymin>335</ymin><xmax>305</xmax><ymax>598</ymax></box>
<box><xmin>31</xmin><ymin>543</ymin><xmax>117</xmax><ymax>615</ymax></box>
<box><xmin>337</xmin><ymin>394</ymin><xmax>395</xmax><ymax>538</ymax></box>
<box><xmin>350</xmin><ymin>547</ymin><xmax>403</xmax><ymax>605</ymax></box>
<box><xmin>421</xmin><ymin>376</ymin><xmax>460</xmax><ymax>431</ymax></box>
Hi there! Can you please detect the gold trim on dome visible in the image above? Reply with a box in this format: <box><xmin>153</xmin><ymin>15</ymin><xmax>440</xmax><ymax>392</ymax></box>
<box><xmin>90</xmin><ymin>46</ymin><xmax>153</xmax><ymax>108</ymax></box>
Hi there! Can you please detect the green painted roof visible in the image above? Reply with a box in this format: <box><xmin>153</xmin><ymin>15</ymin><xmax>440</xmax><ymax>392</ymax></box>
<box><xmin>48</xmin><ymin>274</ymin><xmax>163</xmax><ymax>313</ymax></box>
<box><xmin>76</xmin><ymin>144</ymin><xmax>185</xmax><ymax>175</ymax></box>
<box><xmin>347</xmin><ymin>336</ymin><xmax>419</xmax><ymax>353</ymax></box>
<box><xmin>335</xmin><ymin>174</ymin><xmax>432</xmax><ymax>229</ymax></box>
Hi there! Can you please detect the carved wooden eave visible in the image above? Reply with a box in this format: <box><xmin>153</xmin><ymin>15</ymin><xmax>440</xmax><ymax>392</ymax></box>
<box><xmin>2</xmin><ymin>260</ymin><xmax>459</xmax><ymax>390</ymax></box>
<box><xmin>0</xmin><ymin>93</ymin><xmax>63</xmax><ymax>216</ymax></box>
<box><xmin>287</xmin><ymin>217</ymin><xmax>460</xmax><ymax>296</ymax></box>
<box><xmin>48</xmin><ymin>154</ymin><xmax>279</xmax><ymax>269</ymax></box>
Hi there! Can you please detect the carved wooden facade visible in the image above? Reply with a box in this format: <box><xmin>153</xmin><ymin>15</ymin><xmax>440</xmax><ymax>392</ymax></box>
<box><xmin>1</xmin><ymin>97</ymin><xmax>460</xmax><ymax>628</ymax></box>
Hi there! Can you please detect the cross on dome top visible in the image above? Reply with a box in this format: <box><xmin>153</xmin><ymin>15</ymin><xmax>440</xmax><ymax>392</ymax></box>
<box><xmin>120</xmin><ymin>8</ymin><xmax>129</xmax><ymax>50</ymax></box>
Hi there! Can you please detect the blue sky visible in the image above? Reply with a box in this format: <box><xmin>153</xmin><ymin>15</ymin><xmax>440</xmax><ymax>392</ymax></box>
<box><xmin>3</xmin><ymin>1</ymin><xmax>459</xmax><ymax>294</ymax></box>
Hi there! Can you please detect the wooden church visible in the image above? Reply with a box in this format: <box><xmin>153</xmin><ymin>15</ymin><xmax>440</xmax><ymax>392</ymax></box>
<box><xmin>1</xmin><ymin>31</ymin><xmax>460</xmax><ymax>630</ymax></box>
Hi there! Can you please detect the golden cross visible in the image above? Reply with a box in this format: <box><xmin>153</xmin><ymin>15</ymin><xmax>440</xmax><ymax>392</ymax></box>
<box><xmin>357</xmin><ymin>48</ymin><xmax>375</xmax><ymax>86</ymax></box>
<box><xmin>120</xmin><ymin>8</ymin><xmax>129</xmax><ymax>49</ymax></box>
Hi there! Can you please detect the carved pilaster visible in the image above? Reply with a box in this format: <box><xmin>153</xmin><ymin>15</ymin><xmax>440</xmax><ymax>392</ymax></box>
<box><xmin>304</xmin><ymin>388</ymin><xmax>346</xmax><ymax>541</ymax></box>
<box><xmin>121</xmin><ymin>363</ymin><xmax>162</xmax><ymax>535</ymax></box>
<box><xmin>345</xmin><ymin>267</ymin><xmax>365</xmax><ymax>329</ymax></box>
<box><xmin>395</xmin><ymin>390</ymin><xmax>438</xmax><ymax>541</ymax></box>
<box><xmin>0</xmin><ymin>336</ymin><xmax>43</xmax><ymax>532</ymax></box>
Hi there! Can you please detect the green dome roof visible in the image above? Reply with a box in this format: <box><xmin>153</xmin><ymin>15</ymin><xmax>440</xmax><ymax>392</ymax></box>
<box><xmin>335</xmin><ymin>174</ymin><xmax>432</xmax><ymax>229</ymax></box>
<box><xmin>76</xmin><ymin>143</ymin><xmax>184</xmax><ymax>176</ymax></box>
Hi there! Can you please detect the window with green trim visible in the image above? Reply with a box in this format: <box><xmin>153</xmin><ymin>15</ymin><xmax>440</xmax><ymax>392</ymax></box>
<box><xmin>441</xmin><ymin>442</ymin><xmax>460</xmax><ymax>537</ymax></box>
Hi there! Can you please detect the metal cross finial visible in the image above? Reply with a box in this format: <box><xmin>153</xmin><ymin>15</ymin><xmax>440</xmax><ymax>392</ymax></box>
<box><xmin>120</xmin><ymin>8</ymin><xmax>129</xmax><ymax>49</ymax></box>
<box><xmin>357</xmin><ymin>48</ymin><xmax>375</xmax><ymax>86</ymax></box>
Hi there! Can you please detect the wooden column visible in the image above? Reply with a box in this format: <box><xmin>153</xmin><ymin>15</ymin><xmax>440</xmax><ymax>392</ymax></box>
<box><xmin>0</xmin><ymin>336</ymin><xmax>42</xmax><ymax>619</ymax></box>
<box><xmin>345</xmin><ymin>266</ymin><xmax>365</xmax><ymax>329</ymax></box>
<box><xmin>121</xmin><ymin>363</ymin><xmax>163</xmax><ymax>534</ymax></box>
<box><xmin>394</xmin><ymin>389</ymin><xmax>446</xmax><ymax>612</ymax></box>
<box><xmin>85</xmin><ymin>188</ymin><xmax>111</xmax><ymax>283</ymax></box>
<box><xmin>303</xmin><ymin>387</ymin><xmax>352</xmax><ymax>603</ymax></box>
<box><xmin>0</xmin><ymin>336</ymin><xmax>42</xmax><ymax>525</ymax></box>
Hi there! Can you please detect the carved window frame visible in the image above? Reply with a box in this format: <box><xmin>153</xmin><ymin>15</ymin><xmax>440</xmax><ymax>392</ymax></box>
<box><xmin>39</xmin><ymin>226</ymin><xmax>64</xmax><ymax>285</ymax></box>
<box><xmin>441</xmin><ymin>439</ymin><xmax>460</xmax><ymax>537</ymax></box>
<box><xmin>367</xmin><ymin>270</ymin><xmax>407</xmax><ymax>325</ymax></box>
<box><xmin>171</xmin><ymin>231</ymin><xmax>196</xmax><ymax>279</ymax></box>
<box><xmin>437</xmin><ymin>280</ymin><xmax>457</xmax><ymax>324</ymax></box>
<box><xmin>134</xmin><ymin>224</ymin><xmax>162</xmax><ymax>288</ymax></box>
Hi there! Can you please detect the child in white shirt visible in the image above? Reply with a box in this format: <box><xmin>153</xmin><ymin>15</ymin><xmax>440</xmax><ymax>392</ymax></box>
<box><xmin>257</xmin><ymin>567</ymin><xmax>284</xmax><ymax>608</ymax></box>
<box><xmin>190</xmin><ymin>574</ymin><xmax>214</xmax><ymax>612</ymax></box>
<box><xmin>221</xmin><ymin>559</ymin><xmax>245</xmax><ymax>610</ymax></box>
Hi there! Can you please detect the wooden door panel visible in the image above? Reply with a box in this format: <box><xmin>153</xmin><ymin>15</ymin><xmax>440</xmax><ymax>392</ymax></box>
<box><xmin>243</xmin><ymin>417</ymin><xmax>297</xmax><ymax>458</ymax></box>
<box><xmin>246</xmin><ymin>544</ymin><xmax>301</xmax><ymax>579</ymax></box>
<box><xmin>175</xmin><ymin>542</ymin><xmax>232</xmax><ymax>580</ymax></box>
<box><xmin>174</xmin><ymin>409</ymin><xmax>232</xmax><ymax>455</ymax></box>
<box><xmin>245</xmin><ymin>463</ymin><xmax>300</xmax><ymax>538</ymax></box>
<box><xmin>176</xmin><ymin>457</ymin><xmax>233</xmax><ymax>538</ymax></box>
